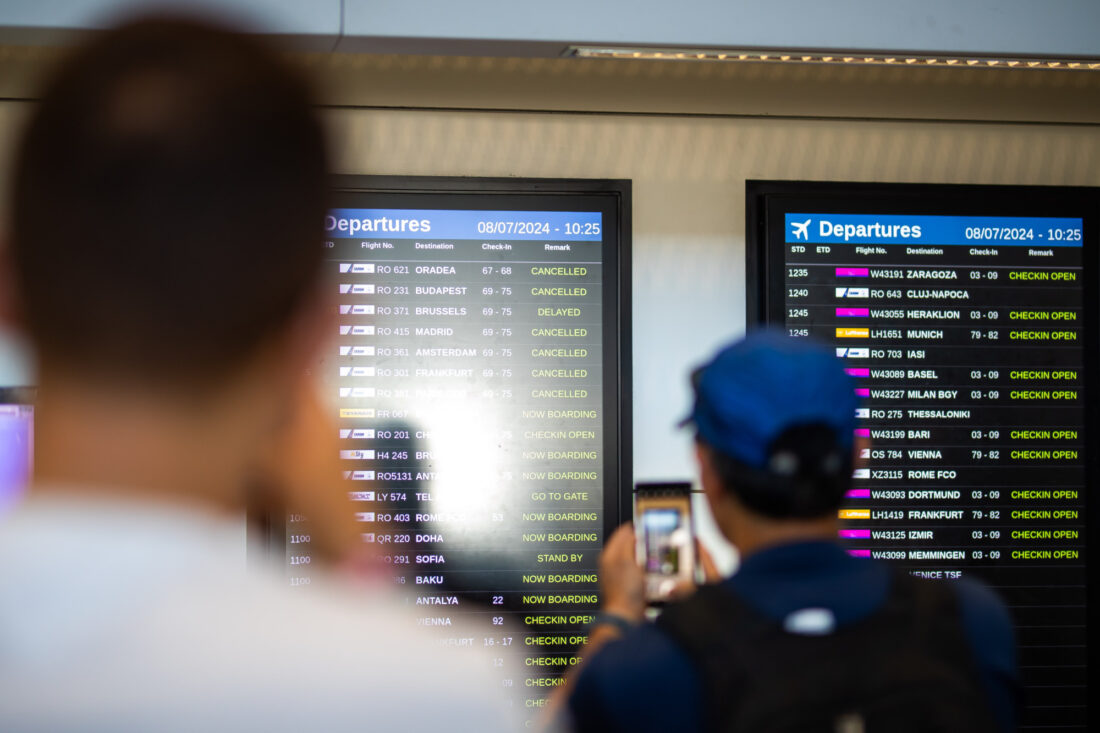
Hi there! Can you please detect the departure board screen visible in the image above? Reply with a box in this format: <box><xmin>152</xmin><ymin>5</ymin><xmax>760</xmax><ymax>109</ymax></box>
<box><xmin>748</xmin><ymin>182</ymin><xmax>1097</xmax><ymax>730</ymax></box>
<box><xmin>277</xmin><ymin>177</ymin><xmax>631</xmax><ymax>718</ymax></box>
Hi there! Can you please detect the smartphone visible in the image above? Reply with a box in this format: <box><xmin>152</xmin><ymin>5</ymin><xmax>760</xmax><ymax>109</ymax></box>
<box><xmin>634</xmin><ymin>482</ymin><xmax>695</xmax><ymax>604</ymax></box>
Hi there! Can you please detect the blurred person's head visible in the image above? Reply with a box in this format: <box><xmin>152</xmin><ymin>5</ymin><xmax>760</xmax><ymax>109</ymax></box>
<box><xmin>681</xmin><ymin>331</ymin><xmax>861</xmax><ymax>553</ymax></box>
<box><xmin>3</xmin><ymin>16</ymin><xmax>334</xmax><ymax>513</ymax></box>
<box><xmin>10</xmin><ymin>15</ymin><xmax>328</xmax><ymax>391</ymax></box>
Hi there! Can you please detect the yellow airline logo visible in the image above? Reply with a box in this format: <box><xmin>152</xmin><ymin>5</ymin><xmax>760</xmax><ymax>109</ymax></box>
<box><xmin>836</xmin><ymin>328</ymin><xmax>870</xmax><ymax>338</ymax></box>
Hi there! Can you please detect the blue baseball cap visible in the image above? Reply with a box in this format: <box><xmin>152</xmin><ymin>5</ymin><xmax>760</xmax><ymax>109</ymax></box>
<box><xmin>681</xmin><ymin>330</ymin><xmax>859</xmax><ymax>469</ymax></box>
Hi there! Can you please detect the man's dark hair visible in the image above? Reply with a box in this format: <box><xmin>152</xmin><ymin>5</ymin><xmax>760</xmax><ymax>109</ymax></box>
<box><xmin>10</xmin><ymin>16</ymin><xmax>328</xmax><ymax>388</ymax></box>
<box><xmin>703</xmin><ymin>423</ymin><xmax>852</xmax><ymax>519</ymax></box>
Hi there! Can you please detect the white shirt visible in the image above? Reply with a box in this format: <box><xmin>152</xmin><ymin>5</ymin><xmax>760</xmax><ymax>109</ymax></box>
<box><xmin>0</xmin><ymin>492</ymin><xmax>521</xmax><ymax>732</ymax></box>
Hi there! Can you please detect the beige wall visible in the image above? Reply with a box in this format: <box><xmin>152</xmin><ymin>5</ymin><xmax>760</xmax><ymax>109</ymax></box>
<box><xmin>2</xmin><ymin>58</ymin><xmax>1098</xmax><ymax>561</ymax></box>
<box><xmin>317</xmin><ymin>107</ymin><xmax>1100</xmax><ymax>563</ymax></box>
<box><xmin>322</xmin><ymin>108</ymin><xmax>1100</xmax><ymax>480</ymax></box>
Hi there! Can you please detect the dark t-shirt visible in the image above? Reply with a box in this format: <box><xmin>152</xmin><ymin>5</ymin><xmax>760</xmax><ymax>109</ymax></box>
<box><xmin>569</xmin><ymin>541</ymin><xmax>1018</xmax><ymax>733</ymax></box>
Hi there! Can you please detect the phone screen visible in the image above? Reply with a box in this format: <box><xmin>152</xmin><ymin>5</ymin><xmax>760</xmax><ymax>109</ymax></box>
<box><xmin>635</xmin><ymin>483</ymin><xmax>694</xmax><ymax>603</ymax></box>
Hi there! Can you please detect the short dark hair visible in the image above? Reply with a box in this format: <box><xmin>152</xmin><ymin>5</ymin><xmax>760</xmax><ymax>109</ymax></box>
<box><xmin>10</xmin><ymin>16</ymin><xmax>328</xmax><ymax>388</ymax></box>
<box><xmin>702</xmin><ymin>423</ymin><xmax>852</xmax><ymax>519</ymax></box>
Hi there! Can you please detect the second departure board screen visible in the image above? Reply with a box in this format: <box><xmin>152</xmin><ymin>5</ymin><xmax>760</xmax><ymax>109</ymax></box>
<box><xmin>279</xmin><ymin>177</ymin><xmax>631</xmax><ymax>718</ymax></box>
<box><xmin>749</xmin><ymin>181</ymin><xmax>1096</xmax><ymax>731</ymax></box>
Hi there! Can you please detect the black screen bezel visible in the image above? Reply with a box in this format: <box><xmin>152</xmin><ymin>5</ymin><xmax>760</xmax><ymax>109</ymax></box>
<box><xmin>0</xmin><ymin>387</ymin><xmax>36</xmax><ymax>405</ymax></box>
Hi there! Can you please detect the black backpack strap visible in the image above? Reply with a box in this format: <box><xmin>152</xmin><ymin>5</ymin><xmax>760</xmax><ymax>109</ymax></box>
<box><xmin>655</xmin><ymin>583</ymin><xmax>774</xmax><ymax>732</ymax></box>
<box><xmin>859</xmin><ymin>570</ymin><xmax>999</xmax><ymax>733</ymax></box>
<box><xmin>883</xmin><ymin>570</ymin><xmax>994</xmax><ymax>696</ymax></box>
<box><xmin>655</xmin><ymin>570</ymin><xmax>998</xmax><ymax>733</ymax></box>
<box><xmin>879</xmin><ymin>571</ymin><xmax>974</xmax><ymax>671</ymax></box>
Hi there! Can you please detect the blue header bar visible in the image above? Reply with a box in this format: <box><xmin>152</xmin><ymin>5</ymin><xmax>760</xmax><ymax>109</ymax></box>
<box><xmin>327</xmin><ymin>209</ymin><xmax>603</xmax><ymax>241</ymax></box>
<box><xmin>784</xmin><ymin>213</ymin><xmax>1083</xmax><ymax>246</ymax></box>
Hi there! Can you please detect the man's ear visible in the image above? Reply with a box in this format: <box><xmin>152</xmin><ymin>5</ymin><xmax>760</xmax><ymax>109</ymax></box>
<box><xmin>695</xmin><ymin>442</ymin><xmax>723</xmax><ymax>507</ymax></box>
<box><xmin>695</xmin><ymin>441</ymin><xmax>743</xmax><ymax>548</ymax></box>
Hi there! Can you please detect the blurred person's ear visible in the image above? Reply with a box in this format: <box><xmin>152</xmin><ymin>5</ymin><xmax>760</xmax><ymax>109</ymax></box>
<box><xmin>264</xmin><ymin>280</ymin><xmax>336</xmax><ymax>394</ymax></box>
<box><xmin>255</xmin><ymin>377</ymin><xmax>361</xmax><ymax>566</ymax></box>
<box><xmin>246</xmin><ymin>284</ymin><xmax>362</xmax><ymax>566</ymax></box>
<box><xmin>237</xmin><ymin>279</ymin><xmax>335</xmax><ymax>441</ymax></box>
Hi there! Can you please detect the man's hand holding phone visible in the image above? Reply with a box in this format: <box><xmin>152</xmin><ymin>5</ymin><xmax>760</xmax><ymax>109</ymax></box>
<box><xmin>539</xmin><ymin>522</ymin><xmax>719</xmax><ymax>730</ymax></box>
<box><xmin>597</xmin><ymin>521</ymin><xmax>721</xmax><ymax>622</ymax></box>
<box><xmin>598</xmin><ymin>524</ymin><xmax>647</xmax><ymax>623</ymax></box>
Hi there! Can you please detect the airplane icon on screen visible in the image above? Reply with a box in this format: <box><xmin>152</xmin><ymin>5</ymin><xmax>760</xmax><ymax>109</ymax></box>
<box><xmin>791</xmin><ymin>219</ymin><xmax>811</xmax><ymax>240</ymax></box>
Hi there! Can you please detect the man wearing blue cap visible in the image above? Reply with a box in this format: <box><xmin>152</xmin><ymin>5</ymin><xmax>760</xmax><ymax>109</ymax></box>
<box><xmin>553</xmin><ymin>331</ymin><xmax>1018</xmax><ymax>732</ymax></box>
